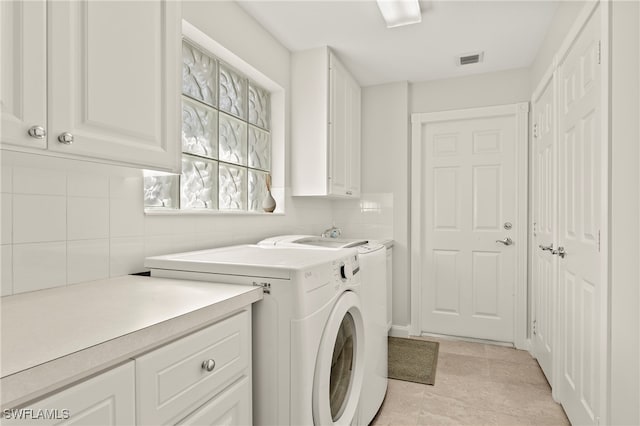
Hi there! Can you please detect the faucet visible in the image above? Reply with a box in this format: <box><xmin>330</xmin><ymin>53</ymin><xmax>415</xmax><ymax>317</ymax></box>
<box><xmin>322</xmin><ymin>225</ymin><xmax>342</xmax><ymax>239</ymax></box>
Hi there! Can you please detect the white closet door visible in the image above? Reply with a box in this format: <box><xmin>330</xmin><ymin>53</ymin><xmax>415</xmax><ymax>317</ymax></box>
<box><xmin>531</xmin><ymin>75</ymin><xmax>557</xmax><ymax>384</ymax></box>
<box><xmin>557</xmin><ymin>4</ymin><xmax>602</xmax><ymax>425</ymax></box>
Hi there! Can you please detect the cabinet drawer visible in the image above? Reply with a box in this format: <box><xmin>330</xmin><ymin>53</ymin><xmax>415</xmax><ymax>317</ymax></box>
<box><xmin>3</xmin><ymin>362</ymin><xmax>135</xmax><ymax>426</ymax></box>
<box><xmin>136</xmin><ymin>310</ymin><xmax>250</xmax><ymax>425</ymax></box>
<box><xmin>177</xmin><ymin>376</ymin><xmax>251</xmax><ymax>426</ymax></box>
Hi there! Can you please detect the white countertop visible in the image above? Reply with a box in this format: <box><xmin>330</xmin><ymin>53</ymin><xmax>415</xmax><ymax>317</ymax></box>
<box><xmin>0</xmin><ymin>275</ymin><xmax>262</xmax><ymax>409</ymax></box>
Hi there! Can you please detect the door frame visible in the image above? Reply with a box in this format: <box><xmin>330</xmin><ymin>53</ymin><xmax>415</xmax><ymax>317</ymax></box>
<box><xmin>410</xmin><ymin>102</ymin><xmax>530</xmax><ymax>349</ymax></box>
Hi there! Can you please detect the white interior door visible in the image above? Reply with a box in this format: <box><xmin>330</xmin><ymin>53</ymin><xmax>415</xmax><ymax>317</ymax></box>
<box><xmin>417</xmin><ymin>106</ymin><xmax>525</xmax><ymax>343</ymax></box>
<box><xmin>531</xmin><ymin>76</ymin><xmax>556</xmax><ymax>383</ymax></box>
<box><xmin>557</xmin><ymin>4</ymin><xmax>601</xmax><ymax>425</ymax></box>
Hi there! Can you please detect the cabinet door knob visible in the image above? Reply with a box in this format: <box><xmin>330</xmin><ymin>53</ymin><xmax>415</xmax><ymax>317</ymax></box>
<box><xmin>27</xmin><ymin>125</ymin><xmax>46</xmax><ymax>139</ymax></box>
<box><xmin>201</xmin><ymin>359</ymin><xmax>216</xmax><ymax>372</ymax></box>
<box><xmin>57</xmin><ymin>132</ymin><xmax>74</xmax><ymax>145</ymax></box>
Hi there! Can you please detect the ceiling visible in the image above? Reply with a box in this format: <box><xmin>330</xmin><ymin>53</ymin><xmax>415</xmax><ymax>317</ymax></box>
<box><xmin>238</xmin><ymin>0</ymin><xmax>559</xmax><ymax>86</ymax></box>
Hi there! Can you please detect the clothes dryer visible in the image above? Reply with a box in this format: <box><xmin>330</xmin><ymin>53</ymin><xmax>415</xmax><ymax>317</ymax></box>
<box><xmin>145</xmin><ymin>245</ymin><xmax>365</xmax><ymax>426</ymax></box>
<box><xmin>259</xmin><ymin>236</ymin><xmax>388</xmax><ymax>425</ymax></box>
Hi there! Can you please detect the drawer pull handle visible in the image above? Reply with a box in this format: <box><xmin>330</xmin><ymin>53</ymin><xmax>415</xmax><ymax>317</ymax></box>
<box><xmin>201</xmin><ymin>359</ymin><xmax>216</xmax><ymax>372</ymax></box>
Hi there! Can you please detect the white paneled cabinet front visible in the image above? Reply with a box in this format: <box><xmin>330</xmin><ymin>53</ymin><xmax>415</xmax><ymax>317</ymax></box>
<box><xmin>0</xmin><ymin>0</ymin><xmax>180</xmax><ymax>172</ymax></box>
<box><xmin>177</xmin><ymin>376</ymin><xmax>251</xmax><ymax>426</ymax></box>
<box><xmin>136</xmin><ymin>310</ymin><xmax>251</xmax><ymax>425</ymax></box>
<box><xmin>3</xmin><ymin>362</ymin><xmax>136</xmax><ymax>426</ymax></box>
<box><xmin>292</xmin><ymin>47</ymin><xmax>361</xmax><ymax>197</ymax></box>
<box><xmin>0</xmin><ymin>0</ymin><xmax>47</xmax><ymax>150</ymax></box>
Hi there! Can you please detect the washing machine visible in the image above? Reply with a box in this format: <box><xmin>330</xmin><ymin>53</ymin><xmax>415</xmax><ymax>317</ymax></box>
<box><xmin>145</xmin><ymin>245</ymin><xmax>365</xmax><ymax>426</ymax></box>
<box><xmin>259</xmin><ymin>235</ymin><xmax>388</xmax><ymax>425</ymax></box>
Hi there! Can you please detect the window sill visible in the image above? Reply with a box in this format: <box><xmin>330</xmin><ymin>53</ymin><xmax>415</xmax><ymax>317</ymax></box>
<box><xmin>144</xmin><ymin>209</ymin><xmax>285</xmax><ymax>216</ymax></box>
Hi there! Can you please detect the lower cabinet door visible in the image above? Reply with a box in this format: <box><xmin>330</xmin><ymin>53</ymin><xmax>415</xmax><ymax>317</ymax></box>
<box><xmin>177</xmin><ymin>376</ymin><xmax>251</xmax><ymax>426</ymax></box>
<box><xmin>4</xmin><ymin>362</ymin><xmax>135</xmax><ymax>425</ymax></box>
<box><xmin>135</xmin><ymin>311</ymin><xmax>250</xmax><ymax>425</ymax></box>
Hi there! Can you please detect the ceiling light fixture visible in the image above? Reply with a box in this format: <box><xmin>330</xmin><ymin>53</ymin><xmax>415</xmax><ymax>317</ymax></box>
<box><xmin>376</xmin><ymin>0</ymin><xmax>422</xmax><ymax>28</ymax></box>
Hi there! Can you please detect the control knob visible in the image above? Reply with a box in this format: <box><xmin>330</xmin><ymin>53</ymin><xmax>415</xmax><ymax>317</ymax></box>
<box><xmin>340</xmin><ymin>262</ymin><xmax>353</xmax><ymax>280</ymax></box>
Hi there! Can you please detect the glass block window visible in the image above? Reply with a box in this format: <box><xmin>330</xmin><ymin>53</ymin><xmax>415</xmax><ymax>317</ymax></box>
<box><xmin>145</xmin><ymin>40</ymin><xmax>271</xmax><ymax>212</ymax></box>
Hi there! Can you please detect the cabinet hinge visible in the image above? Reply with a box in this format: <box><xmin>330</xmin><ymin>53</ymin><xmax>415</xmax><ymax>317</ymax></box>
<box><xmin>597</xmin><ymin>229</ymin><xmax>601</xmax><ymax>252</ymax></box>
<box><xmin>533</xmin><ymin>123</ymin><xmax>538</xmax><ymax>139</ymax></box>
<box><xmin>597</xmin><ymin>40</ymin><xmax>601</xmax><ymax>65</ymax></box>
<box><xmin>532</xmin><ymin>319</ymin><xmax>537</xmax><ymax>335</ymax></box>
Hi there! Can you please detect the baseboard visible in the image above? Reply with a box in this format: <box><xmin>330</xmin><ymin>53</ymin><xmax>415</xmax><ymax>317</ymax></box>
<box><xmin>519</xmin><ymin>338</ymin><xmax>532</xmax><ymax>352</ymax></box>
<box><xmin>418</xmin><ymin>332</ymin><xmax>514</xmax><ymax>348</ymax></box>
<box><xmin>388</xmin><ymin>325</ymin><xmax>410</xmax><ymax>338</ymax></box>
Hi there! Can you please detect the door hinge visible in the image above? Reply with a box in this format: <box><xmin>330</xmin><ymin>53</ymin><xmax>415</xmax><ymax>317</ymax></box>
<box><xmin>597</xmin><ymin>229</ymin><xmax>601</xmax><ymax>252</ymax></box>
<box><xmin>597</xmin><ymin>40</ymin><xmax>601</xmax><ymax>65</ymax></box>
<box><xmin>533</xmin><ymin>123</ymin><xmax>538</xmax><ymax>139</ymax></box>
<box><xmin>532</xmin><ymin>319</ymin><xmax>537</xmax><ymax>335</ymax></box>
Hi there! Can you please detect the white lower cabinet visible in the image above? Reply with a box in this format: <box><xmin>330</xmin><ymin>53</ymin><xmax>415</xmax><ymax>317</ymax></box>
<box><xmin>3</xmin><ymin>362</ymin><xmax>135</xmax><ymax>426</ymax></box>
<box><xmin>136</xmin><ymin>310</ymin><xmax>251</xmax><ymax>425</ymax></box>
<box><xmin>177</xmin><ymin>376</ymin><xmax>251</xmax><ymax>426</ymax></box>
<box><xmin>4</xmin><ymin>310</ymin><xmax>252</xmax><ymax>426</ymax></box>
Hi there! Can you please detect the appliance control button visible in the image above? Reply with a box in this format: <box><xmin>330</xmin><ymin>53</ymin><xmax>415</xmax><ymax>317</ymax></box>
<box><xmin>340</xmin><ymin>263</ymin><xmax>353</xmax><ymax>280</ymax></box>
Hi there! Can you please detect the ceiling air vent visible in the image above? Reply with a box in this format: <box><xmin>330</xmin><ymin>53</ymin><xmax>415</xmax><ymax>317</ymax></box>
<box><xmin>458</xmin><ymin>52</ymin><xmax>484</xmax><ymax>66</ymax></box>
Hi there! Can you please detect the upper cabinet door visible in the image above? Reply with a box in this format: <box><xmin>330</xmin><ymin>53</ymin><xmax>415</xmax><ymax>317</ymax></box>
<box><xmin>329</xmin><ymin>55</ymin><xmax>348</xmax><ymax>196</ymax></box>
<box><xmin>47</xmin><ymin>0</ymin><xmax>181</xmax><ymax>172</ymax></box>
<box><xmin>1</xmin><ymin>0</ymin><xmax>47</xmax><ymax>149</ymax></box>
<box><xmin>347</xmin><ymin>77</ymin><xmax>361</xmax><ymax>197</ymax></box>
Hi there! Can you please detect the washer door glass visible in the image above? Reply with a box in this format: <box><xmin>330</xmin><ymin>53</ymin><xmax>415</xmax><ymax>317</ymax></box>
<box><xmin>330</xmin><ymin>312</ymin><xmax>356</xmax><ymax>420</ymax></box>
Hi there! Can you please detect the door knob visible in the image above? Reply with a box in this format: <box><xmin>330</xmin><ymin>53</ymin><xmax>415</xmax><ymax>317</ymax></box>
<box><xmin>552</xmin><ymin>246</ymin><xmax>566</xmax><ymax>258</ymax></box>
<box><xmin>538</xmin><ymin>243</ymin><xmax>554</xmax><ymax>252</ymax></box>
<box><xmin>496</xmin><ymin>237</ymin><xmax>513</xmax><ymax>246</ymax></box>
<box><xmin>58</xmin><ymin>132</ymin><xmax>74</xmax><ymax>144</ymax></box>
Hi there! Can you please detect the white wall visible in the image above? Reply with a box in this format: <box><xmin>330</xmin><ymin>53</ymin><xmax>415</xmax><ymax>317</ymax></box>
<box><xmin>0</xmin><ymin>1</ymin><xmax>334</xmax><ymax>296</ymax></box>
<box><xmin>334</xmin><ymin>82</ymin><xmax>409</xmax><ymax>327</ymax></box>
<box><xmin>610</xmin><ymin>1</ymin><xmax>640</xmax><ymax>424</ymax></box>
<box><xmin>411</xmin><ymin>68</ymin><xmax>531</xmax><ymax>113</ymax></box>
<box><xmin>530</xmin><ymin>1</ymin><xmax>586</xmax><ymax>87</ymax></box>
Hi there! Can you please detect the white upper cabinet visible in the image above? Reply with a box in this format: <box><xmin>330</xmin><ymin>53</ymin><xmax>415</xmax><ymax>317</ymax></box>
<box><xmin>291</xmin><ymin>47</ymin><xmax>361</xmax><ymax>197</ymax></box>
<box><xmin>1</xmin><ymin>0</ymin><xmax>181</xmax><ymax>172</ymax></box>
<box><xmin>1</xmin><ymin>0</ymin><xmax>47</xmax><ymax>150</ymax></box>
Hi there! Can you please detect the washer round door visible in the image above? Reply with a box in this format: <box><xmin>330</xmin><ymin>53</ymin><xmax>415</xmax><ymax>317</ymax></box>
<box><xmin>313</xmin><ymin>291</ymin><xmax>365</xmax><ymax>426</ymax></box>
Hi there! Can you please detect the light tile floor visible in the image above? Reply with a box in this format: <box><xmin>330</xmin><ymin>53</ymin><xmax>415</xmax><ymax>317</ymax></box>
<box><xmin>371</xmin><ymin>337</ymin><xmax>570</xmax><ymax>426</ymax></box>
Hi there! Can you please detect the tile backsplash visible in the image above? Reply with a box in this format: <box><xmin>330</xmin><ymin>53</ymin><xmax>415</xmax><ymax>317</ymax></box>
<box><xmin>332</xmin><ymin>192</ymin><xmax>394</xmax><ymax>240</ymax></box>
<box><xmin>0</xmin><ymin>151</ymin><xmax>337</xmax><ymax>296</ymax></box>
